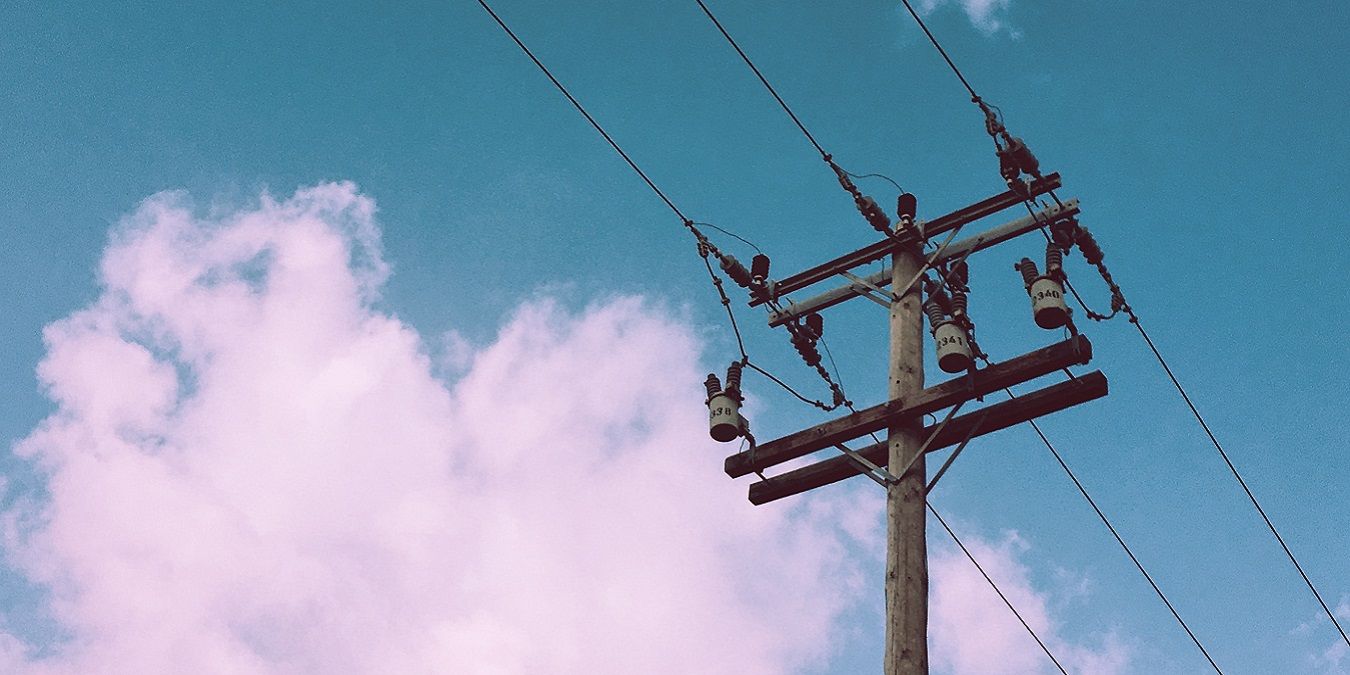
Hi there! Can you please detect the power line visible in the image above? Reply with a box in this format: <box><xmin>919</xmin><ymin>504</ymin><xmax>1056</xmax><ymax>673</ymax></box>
<box><xmin>928</xmin><ymin>503</ymin><xmax>1068</xmax><ymax>675</ymax></box>
<box><xmin>1010</xmin><ymin>389</ymin><xmax>1224</xmax><ymax>674</ymax></box>
<box><xmin>692</xmin><ymin>0</ymin><xmax>829</xmax><ymax>161</ymax></box>
<box><xmin>896</xmin><ymin>0</ymin><xmax>980</xmax><ymax>101</ymax></box>
<box><xmin>476</xmin><ymin>0</ymin><xmax>690</xmax><ymax>223</ymax></box>
<box><xmin>1128</xmin><ymin>312</ymin><xmax>1350</xmax><ymax>648</ymax></box>
<box><xmin>691</xmin><ymin>2</ymin><xmax>1095</xmax><ymax>662</ymax></box>
<box><xmin>1044</xmin><ymin>215</ymin><xmax>1350</xmax><ymax>648</ymax></box>
<box><xmin>476</xmin><ymin>0</ymin><xmax>855</xmax><ymax>413</ymax></box>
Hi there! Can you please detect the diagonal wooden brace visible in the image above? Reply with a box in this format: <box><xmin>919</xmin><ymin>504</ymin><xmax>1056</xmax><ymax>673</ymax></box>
<box><xmin>746</xmin><ymin>371</ymin><xmax>1108</xmax><ymax>505</ymax></box>
<box><xmin>723</xmin><ymin>335</ymin><xmax>1093</xmax><ymax>479</ymax></box>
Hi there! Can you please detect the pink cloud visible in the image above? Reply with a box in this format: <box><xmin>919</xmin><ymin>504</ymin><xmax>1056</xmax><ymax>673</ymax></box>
<box><xmin>2</xmin><ymin>183</ymin><xmax>873</xmax><ymax>674</ymax></box>
<box><xmin>930</xmin><ymin>526</ymin><xmax>1130</xmax><ymax>674</ymax></box>
<box><xmin>915</xmin><ymin>0</ymin><xmax>1015</xmax><ymax>35</ymax></box>
<box><xmin>3</xmin><ymin>181</ymin><xmax>1136</xmax><ymax>674</ymax></box>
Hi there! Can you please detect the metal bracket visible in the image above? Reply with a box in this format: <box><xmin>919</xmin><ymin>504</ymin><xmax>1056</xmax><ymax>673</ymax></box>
<box><xmin>925</xmin><ymin>408</ymin><xmax>991</xmax><ymax>494</ymax></box>
<box><xmin>838</xmin><ymin>270</ymin><xmax>895</xmax><ymax>307</ymax></box>
<box><xmin>895</xmin><ymin>225</ymin><xmax>965</xmax><ymax>303</ymax></box>
<box><xmin>893</xmin><ymin>400</ymin><xmax>964</xmax><ymax>483</ymax></box>
<box><xmin>834</xmin><ymin>443</ymin><xmax>899</xmax><ymax>486</ymax></box>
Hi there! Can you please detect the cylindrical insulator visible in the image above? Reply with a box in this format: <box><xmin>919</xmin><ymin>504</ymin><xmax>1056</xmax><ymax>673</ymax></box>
<box><xmin>928</xmin><ymin>283</ymin><xmax>951</xmax><ymax>311</ymax></box>
<box><xmin>933</xmin><ymin>320</ymin><xmax>973</xmax><ymax>374</ymax></box>
<box><xmin>751</xmin><ymin>254</ymin><xmax>771</xmax><ymax>286</ymax></box>
<box><xmin>1029</xmin><ymin>276</ymin><xmax>1069</xmax><ymax>329</ymax></box>
<box><xmin>707</xmin><ymin>390</ymin><xmax>742</xmax><ymax>442</ymax></box>
<box><xmin>950</xmin><ymin>289</ymin><xmax>968</xmax><ymax>319</ymax></box>
<box><xmin>897</xmin><ymin>192</ymin><xmax>917</xmax><ymax>222</ymax></box>
<box><xmin>1078</xmin><ymin>228</ymin><xmax>1104</xmax><ymax>266</ymax></box>
<box><xmin>725</xmin><ymin>361</ymin><xmax>743</xmax><ymax>395</ymax></box>
<box><xmin>860</xmin><ymin>196</ymin><xmax>890</xmax><ymax>233</ymax></box>
<box><xmin>1016</xmin><ymin>258</ymin><xmax>1040</xmax><ymax>287</ymax></box>
<box><xmin>924</xmin><ymin>299</ymin><xmax>946</xmax><ymax>328</ymax></box>
<box><xmin>1010</xmin><ymin>137</ymin><xmax>1040</xmax><ymax>177</ymax></box>
<box><xmin>704</xmin><ymin>373</ymin><xmax>722</xmax><ymax>401</ymax></box>
<box><xmin>719</xmin><ymin>254</ymin><xmax>754</xmax><ymax>288</ymax></box>
<box><xmin>1045</xmin><ymin>243</ymin><xmax>1064</xmax><ymax>276</ymax></box>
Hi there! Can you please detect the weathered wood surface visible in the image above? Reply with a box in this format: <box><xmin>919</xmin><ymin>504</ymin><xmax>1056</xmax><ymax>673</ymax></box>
<box><xmin>766</xmin><ymin>199</ymin><xmax>1080</xmax><ymax>328</ymax></box>
<box><xmin>748</xmin><ymin>173</ymin><xmax>1062</xmax><ymax>306</ymax></box>
<box><xmin>723</xmin><ymin>335</ymin><xmax>1093</xmax><ymax>478</ymax></box>
<box><xmin>884</xmin><ymin>243</ymin><xmax>929</xmax><ymax>674</ymax></box>
<box><xmin>747</xmin><ymin>370</ymin><xmax>1108</xmax><ymax>505</ymax></box>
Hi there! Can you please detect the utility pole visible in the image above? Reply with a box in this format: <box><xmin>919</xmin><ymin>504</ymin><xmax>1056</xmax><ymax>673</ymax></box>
<box><xmin>710</xmin><ymin>175</ymin><xmax>1106</xmax><ymax>673</ymax></box>
<box><xmin>886</xmin><ymin>242</ymin><xmax>927</xmax><ymax>673</ymax></box>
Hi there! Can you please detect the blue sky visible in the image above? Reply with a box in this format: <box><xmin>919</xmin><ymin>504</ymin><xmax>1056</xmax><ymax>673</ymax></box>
<box><xmin>2</xmin><ymin>1</ymin><xmax>1349</xmax><ymax>672</ymax></box>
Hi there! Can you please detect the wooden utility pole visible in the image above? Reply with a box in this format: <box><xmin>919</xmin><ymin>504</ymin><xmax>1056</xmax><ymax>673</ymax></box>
<box><xmin>715</xmin><ymin>176</ymin><xmax>1106</xmax><ymax>675</ymax></box>
<box><xmin>886</xmin><ymin>243</ymin><xmax>928</xmax><ymax>673</ymax></box>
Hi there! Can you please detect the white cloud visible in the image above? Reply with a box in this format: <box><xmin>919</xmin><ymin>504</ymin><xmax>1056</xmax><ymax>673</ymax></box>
<box><xmin>1</xmin><ymin>183</ymin><xmax>870</xmax><ymax>674</ymax></box>
<box><xmin>915</xmin><ymin>0</ymin><xmax>1015</xmax><ymax>35</ymax></box>
<box><xmin>2</xmin><ymin>180</ymin><xmax>1135</xmax><ymax>675</ymax></box>
<box><xmin>930</xmin><ymin>526</ymin><xmax>1131</xmax><ymax>674</ymax></box>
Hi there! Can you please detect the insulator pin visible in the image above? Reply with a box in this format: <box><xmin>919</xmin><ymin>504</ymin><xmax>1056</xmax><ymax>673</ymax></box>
<box><xmin>897</xmin><ymin>192</ymin><xmax>917</xmax><ymax>222</ymax></box>
<box><xmin>1045</xmin><ymin>242</ymin><xmax>1064</xmax><ymax>277</ymax></box>
<box><xmin>1016</xmin><ymin>258</ymin><xmax>1040</xmax><ymax>287</ymax></box>
<box><xmin>1077</xmin><ymin>227</ymin><xmax>1104</xmax><ymax>266</ymax></box>
<box><xmin>750</xmin><ymin>254</ymin><xmax>771</xmax><ymax>286</ymax></box>
<box><xmin>933</xmin><ymin>320</ymin><xmax>973</xmax><ymax>374</ymax></box>
<box><xmin>704</xmin><ymin>373</ymin><xmax>722</xmax><ymax>400</ymax></box>
<box><xmin>719</xmin><ymin>254</ymin><xmax>754</xmax><ymax>288</ymax></box>
<box><xmin>949</xmin><ymin>260</ymin><xmax>969</xmax><ymax>289</ymax></box>
<box><xmin>924</xmin><ymin>298</ymin><xmax>946</xmax><ymax>327</ymax></box>
<box><xmin>1050</xmin><ymin>219</ymin><xmax>1077</xmax><ymax>250</ymax></box>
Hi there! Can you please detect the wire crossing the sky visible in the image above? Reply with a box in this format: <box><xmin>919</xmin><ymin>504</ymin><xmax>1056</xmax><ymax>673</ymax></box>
<box><xmin>1129</xmin><ymin>313</ymin><xmax>1350</xmax><ymax>648</ymax></box>
<box><xmin>928</xmin><ymin>504</ymin><xmax>1069</xmax><ymax>674</ymax></box>
<box><xmin>475</xmin><ymin>0</ymin><xmax>688</xmax><ymax>224</ymax></box>
<box><xmin>1019</xmin><ymin>403</ymin><xmax>1225</xmax><ymax>673</ymax></box>
<box><xmin>477</xmin><ymin>1</ymin><xmax>1069</xmax><ymax>657</ymax></box>
<box><xmin>476</xmin><ymin>0</ymin><xmax>861</xmax><ymax>412</ymax></box>
<box><xmin>895</xmin><ymin>0</ymin><xmax>980</xmax><ymax>101</ymax></box>
<box><xmin>887</xmin><ymin>0</ymin><xmax>1350</xmax><ymax>650</ymax></box>
<box><xmin>692</xmin><ymin>0</ymin><xmax>829</xmax><ymax>161</ymax></box>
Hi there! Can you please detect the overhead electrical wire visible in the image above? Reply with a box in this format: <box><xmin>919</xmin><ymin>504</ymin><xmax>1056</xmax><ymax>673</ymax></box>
<box><xmin>888</xmin><ymin>0</ymin><xmax>1350</xmax><ymax>651</ymax></box>
<box><xmin>691</xmin><ymin>0</ymin><xmax>1255</xmax><ymax>665</ymax></box>
<box><xmin>689</xmin><ymin>1</ymin><xmax>1073</xmax><ymax>665</ymax></box>
<box><xmin>475</xmin><ymin>0</ymin><xmax>850</xmax><ymax>411</ymax></box>
<box><xmin>692</xmin><ymin>0</ymin><xmax>829</xmax><ymax>161</ymax></box>
<box><xmin>929</xmin><ymin>504</ymin><xmax>1068</xmax><ymax>675</ymax></box>
<box><xmin>1128</xmin><ymin>311</ymin><xmax>1350</xmax><ymax>648</ymax></box>
<box><xmin>1002</xmin><ymin>385</ymin><xmax>1224</xmax><ymax>673</ymax></box>
<box><xmin>479</xmin><ymin>2</ymin><xmax>1064</xmax><ymax>663</ymax></box>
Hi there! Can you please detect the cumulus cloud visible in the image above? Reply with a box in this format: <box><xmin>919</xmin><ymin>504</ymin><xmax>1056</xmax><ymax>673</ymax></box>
<box><xmin>1296</xmin><ymin>596</ymin><xmax>1350</xmax><ymax>673</ymax></box>
<box><xmin>2</xmin><ymin>180</ymin><xmax>1134</xmax><ymax>675</ymax></box>
<box><xmin>930</xmin><ymin>527</ymin><xmax>1130</xmax><ymax>674</ymax></box>
<box><xmin>1</xmin><ymin>183</ymin><xmax>876</xmax><ymax>674</ymax></box>
<box><xmin>914</xmin><ymin>0</ymin><xmax>1015</xmax><ymax>35</ymax></box>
